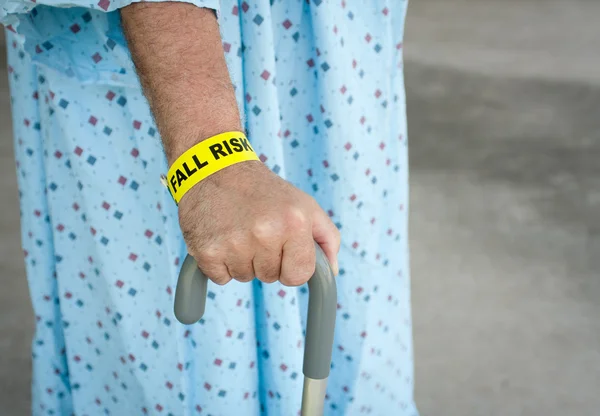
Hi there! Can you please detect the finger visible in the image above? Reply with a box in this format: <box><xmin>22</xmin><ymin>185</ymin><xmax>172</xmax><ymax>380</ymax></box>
<box><xmin>226</xmin><ymin>257</ymin><xmax>255</xmax><ymax>283</ymax></box>
<box><xmin>280</xmin><ymin>236</ymin><xmax>316</xmax><ymax>287</ymax></box>
<box><xmin>311</xmin><ymin>207</ymin><xmax>341</xmax><ymax>275</ymax></box>
<box><xmin>221</xmin><ymin>234</ymin><xmax>256</xmax><ymax>283</ymax></box>
<box><xmin>194</xmin><ymin>246</ymin><xmax>232</xmax><ymax>285</ymax></box>
<box><xmin>252</xmin><ymin>245</ymin><xmax>282</xmax><ymax>284</ymax></box>
<box><xmin>196</xmin><ymin>260</ymin><xmax>232</xmax><ymax>286</ymax></box>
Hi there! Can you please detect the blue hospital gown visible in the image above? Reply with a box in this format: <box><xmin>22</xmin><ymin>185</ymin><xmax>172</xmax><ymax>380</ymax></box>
<box><xmin>2</xmin><ymin>0</ymin><xmax>415</xmax><ymax>414</ymax></box>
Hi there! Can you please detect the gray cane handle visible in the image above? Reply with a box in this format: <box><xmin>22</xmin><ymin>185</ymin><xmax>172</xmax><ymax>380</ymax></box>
<box><xmin>173</xmin><ymin>243</ymin><xmax>337</xmax><ymax>380</ymax></box>
<box><xmin>173</xmin><ymin>253</ymin><xmax>208</xmax><ymax>325</ymax></box>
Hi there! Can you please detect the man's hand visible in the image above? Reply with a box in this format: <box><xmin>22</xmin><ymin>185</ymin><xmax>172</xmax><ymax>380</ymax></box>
<box><xmin>179</xmin><ymin>161</ymin><xmax>340</xmax><ymax>286</ymax></box>
<box><xmin>121</xmin><ymin>3</ymin><xmax>340</xmax><ymax>286</ymax></box>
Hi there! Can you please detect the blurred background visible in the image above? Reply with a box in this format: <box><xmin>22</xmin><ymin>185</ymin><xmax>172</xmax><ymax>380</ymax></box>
<box><xmin>1</xmin><ymin>0</ymin><xmax>598</xmax><ymax>415</ymax></box>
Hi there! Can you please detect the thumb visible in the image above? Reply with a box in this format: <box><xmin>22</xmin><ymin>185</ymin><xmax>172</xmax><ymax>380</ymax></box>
<box><xmin>311</xmin><ymin>207</ymin><xmax>341</xmax><ymax>275</ymax></box>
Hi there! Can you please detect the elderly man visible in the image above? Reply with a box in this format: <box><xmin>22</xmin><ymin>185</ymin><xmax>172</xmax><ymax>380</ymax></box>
<box><xmin>2</xmin><ymin>0</ymin><xmax>415</xmax><ymax>414</ymax></box>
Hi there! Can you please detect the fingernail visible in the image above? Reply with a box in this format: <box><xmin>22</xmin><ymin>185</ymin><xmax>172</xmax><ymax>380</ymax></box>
<box><xmin>332</xmin><ymin>260</ymin><xmax>339</xmax><ymax>276</ymax></box>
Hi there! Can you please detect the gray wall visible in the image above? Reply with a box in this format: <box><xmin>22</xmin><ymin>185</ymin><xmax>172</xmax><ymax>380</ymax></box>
<box><xmin>406</xmin><ymin>1</ymin><xmax>599</xmax><ymax>414</ymax></box>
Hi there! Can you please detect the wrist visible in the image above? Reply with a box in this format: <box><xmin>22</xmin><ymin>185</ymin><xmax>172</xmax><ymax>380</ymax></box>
<box><xmin>165</xmin><ymin>131</ymin><xmax>259</xmax><ymax>204</ymax></box>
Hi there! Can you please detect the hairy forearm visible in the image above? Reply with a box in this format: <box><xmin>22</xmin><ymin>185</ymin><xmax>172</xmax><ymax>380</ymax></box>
<box><xmin>121</xmin><ymin>3</ymin><xmax>241</xmax><ymax>165</ymax></box>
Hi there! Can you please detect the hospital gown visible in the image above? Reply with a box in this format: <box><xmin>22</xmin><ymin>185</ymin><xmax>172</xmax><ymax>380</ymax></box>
<box><xmin>1</xmin><ymin>0</ymin><xmax>416</xmax><ymax>414</ymax></box>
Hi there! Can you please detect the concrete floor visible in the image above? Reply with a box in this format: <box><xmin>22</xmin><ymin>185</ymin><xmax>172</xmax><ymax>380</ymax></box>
<box><xmin>1</xmin><ymin>0</ymin><xmax>599</xmax><ymax>415</ymax></box>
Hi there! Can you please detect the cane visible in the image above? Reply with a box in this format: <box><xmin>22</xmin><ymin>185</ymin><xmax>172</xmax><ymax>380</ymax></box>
<box><xmin>173</xmin><ymin>243</ymin><xmax>337</xmax><ymax>416</ymax></box>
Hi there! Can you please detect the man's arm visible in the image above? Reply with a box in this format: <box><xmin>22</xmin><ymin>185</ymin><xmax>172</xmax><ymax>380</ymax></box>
<box><xmin>121</xmin><ymin>3</ymin><xmax>340</xmax><ymax>284</ymax></box>
<box><xmin>121</xmin><ymin>3</ymin><xmax>239</xmax><ymax>164</ymax></box>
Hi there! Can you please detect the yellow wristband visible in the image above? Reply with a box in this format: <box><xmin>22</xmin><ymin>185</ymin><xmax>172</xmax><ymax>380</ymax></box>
<box><xmin>165</xmin><ymin>131</ymin><xmax>259</xmax><ymax>204</ymax></box>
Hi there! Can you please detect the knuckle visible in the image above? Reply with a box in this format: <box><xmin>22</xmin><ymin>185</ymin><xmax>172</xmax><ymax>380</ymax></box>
<box><xmin>282</xmin><ymin>274</ymin><xmax>308</xmax><ymax>287</ymax></box>
<box><xmin>211</xmin><ymin>274</ymin><xmax>232</xmax><ymax>286</ymax></box>
<box><xmin>196</xmin><ymin>245</ymin><xmax>222</xmax><ymax>266</ymax></box>
<box><xmin>228</xmin><ymin>234</ymin><xmax>250</xmax><ymax>255</ymax></box>
<box><xmin>257</xmin><ymin>268</ymin><xmax>279</xmax><ymax>284</ymax></box>
<box><xmin>284</xmin><ymin>206</ymin><xmax>309</xmax><ymax>231</ymax></box>
<box><xmin>251</xmin><ymin>217</ymin><xmax>279</xmax><ymax>242</ymax></box>
<box><xmin>282</xmin><ymin>258</ymin><xmax>315</xmax><ymax>287</ymax></box>
<box><xmin>231</xmin><ymin>270</ymin><xmax>254</xmax><ymax>283</ymax></box>
<box><xmin>299</xmin><ymin>262</ymin><xmax>316</xmax><ymax>281</ymax></box>
<box><xmin>297</xmin><ymin>256</ymin><xmax>316</xmax><ymax>280</ymax></box>
<box><xmin>261</xmin><ymin>275</ymin><xmax>279</xmax><ymax>284</ymax></box>
<box><xmin>233</xmin><ymin>273</ymin><xmax>254</xmax><ymax>283</ymax></box>
<box><xmin>227</xmin><ymin>260</ymin><xmax>255</xmax><ymax>283</ymax></box>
